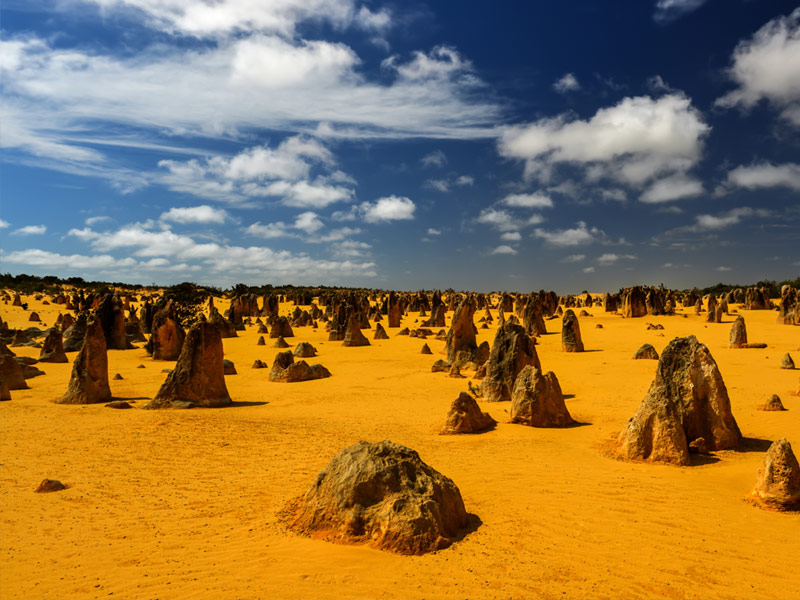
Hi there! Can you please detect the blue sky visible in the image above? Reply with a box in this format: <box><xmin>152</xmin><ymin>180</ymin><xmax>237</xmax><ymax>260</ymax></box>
<box><xmin>1</xmin><ymin>0</ymin><xmax>798</xmax><ymax>292</ymax></box>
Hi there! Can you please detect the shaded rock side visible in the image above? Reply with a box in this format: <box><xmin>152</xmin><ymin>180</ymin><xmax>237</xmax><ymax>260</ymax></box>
<box><xmin>561</xmin><ymin>309</ymin><xmax>584</xmax><ymax>352</ymax></box>
<box><xmin>146</xmin><ymin>322</ymin><xmax>232</xmax><ymax>409</ymax></box>
<box><xmin>39</xmin><ymin>328</ymin><xmax>68</xmax><ymax>363</ymax></box>
<box><xmin>633</xmin><ymin>344</ymin><xmax>659</xmax><ymax>360</ymax></box>
<box><xmin>481</xmin><ymin>322</ymin><xmax>541</xmax><ymax>403</ymax></box>
<box><xmin>0</xmin><ymin>353</ymin><xmax>28</xmax><ymax>390</ymax></box>
<box><xmin>343</xmin><ymin>315</ymin><xmax>370</xmax><ymax>347</ymax></box>
<box><xmin>289</xmin><ymin>440</ymin><xmax>469</xmax><ymax>555</ymax></box>
<box><xmin>57</xmin><ymin>318</ymin><xmax>111</xmax><ymax>405</ymax></box>
<box><xmin>269</xmin><ymin>351</ymin><xmax>331</xmax><ymax>382</ymax></box>
<box><xmin>510</xmin><ymin>366</ymin><xmax>574</xmax><ymax>427</ymax></box>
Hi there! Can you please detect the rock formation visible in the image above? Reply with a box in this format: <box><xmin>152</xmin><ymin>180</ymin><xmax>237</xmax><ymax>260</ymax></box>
<box><xmin>96</xmin><ymin>293</ymin><xmax>132</xmax><ymax>349</ymax></box>
<box><xmin>150</xmin><ymin>301</ymin><xmax>185</xmax><ymax>361</ymax></box>
<box><xmin>0</xmin><ymin>353</ymin><xmax>28</xmax><ymax>390</ymax></box>
<box><xmin>39</xmin><ymin>329</ymin><xmax>68</xmax><ymax>363</ymax></box>
<box><xmin>420</xmin><ymin>343</ymin><xmax>432</xmax><ymax>355</ymax></box>
<box><xmin>441</xmin><ymin>392</ymin><xmax>496</xmax><ymax>434</ymax></box>
<box><xmin>273</xmin><ymin>336</ymin><xmax>290</xmax><ymax>348</ymax></box>
<box><xmin>269</xmin><ymin>351</ymin><xmax>331</xmax><ymax>382</ymax></box>
<box><xmin>633</xmin><ymin>344</ymin><xmax>659</xmax><ymax>360</ymax></box>
<box><xmin>269</xmin><ymin>316</ymin><xmax>294</xmax><ymax>339</ymax></box>
<box><xmin>57</xmin><ymin>318</ymin><xmax>112</xmax><ymax>405</ymax></box>
<box><xmin>781</xmin><ymin>353</ymin><xmax>795</xmax><ymax>369</ymax></box>
<box><xmin>481</xmin><ymin>322</ymin><xmax>541</xmax><ymax>403</ymax></box>
<box><xmin>728</xmin><ymin>316</ymin><xmax>767</xmax><ymax>349</ymax></box>
<box><xmin>622</xmin><ymin>287</ymin><xmax>647</xmax><ymax>318</ymax></box>
<box><xmin>146</xmin><ymin>322</ymin><xmax>232</xmax><ymax>409</ymax></box>
<box><xmin>758</xmin><ymin>394</ymin><xmax>786</xmax><ymax>411</ymax></box>
<box><xmin>510</xmin><ymin>366</ymin><xmax>574</xmax><ymax>427</ymax></box>
<box><xmin>293</xmin><ymin>342</ymin><xmax>317</xmax><ymax>358</ymax></box>
<box><xmin>561</xmin><ymin>309</ymin><xmax>584</xmax><ymax>352</ymax></box>
<box><xmin>752</xmin><ymin>439</ymin><xmax>800</xmax><ymax>509</ymax></box>
<box><xmin>373</xmin><ymin>323</ymin><xmax>389</xmax><ymax>340</ymax></box>
<box><xmin>445</xmin><ymin>296</ymin><xmax>478</xmax><ymax>366</ymax></box>
<box><xmin>288</xmin><ymin>440</ymin><xmax>470</xmax><ymax>554</ymax></box>
<box><xmin>615</xmin><ymin>336</ymin><xmax>741</xmax><ymax>465</ymax></box>
<box><xmin>62</xmin><ymin>314</ymin><xmax>87</xmax><ymax>352</ymax></box>
<box><xmin>343</xmin><ymin>315</ymin><xmax>370</xmax><ymax>347</ymax></box>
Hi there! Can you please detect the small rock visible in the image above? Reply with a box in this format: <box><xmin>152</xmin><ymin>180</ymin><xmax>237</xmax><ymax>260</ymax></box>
<box><xmin>781</xmin><ymin>353</ymin><xmax>795</xmax><ymax>369</ymax></box>
<box><xmin>106</xmin><ymin>401</ymin><xmax>132</xmax><ymax>409</ymax></box>
<box><xmin>35</xmin><ymin>479</ymin><xmax>66</xmax><ymax>493</ymax></box>
<box><xmin>758</xmin><ymin>394</ymin><xmax>786</xmax><ymax>411</ymax></box>
<box><xmin>112</xmin><ymin>373</ymin><xmax>123</xmax><ymax>380</ymax></box>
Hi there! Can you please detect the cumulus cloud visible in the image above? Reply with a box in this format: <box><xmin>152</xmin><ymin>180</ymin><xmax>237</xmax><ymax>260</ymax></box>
<box><xmin>726</xmin><ymin>162</ymin><xmax>800</xmax><ymax>191</ymax></box>
<box><xmin>553</xmin><ymin>73</ymin><xmax>580</xmax><ymax>93</ymax></box>
<box><xmin>455</xmin><ymin>175</ymin><xmax>474</xmax><ymax>186</ymax></box>
<box><xmin>293</xmin><ymin>211</ymin><xmax>325</xmax><ymax>234</ymax></box>
<box><xmin>596</xmin><ymin>252</ymin><xmax>636</xmax><ymax>266</ymax></box>
<box><xmin>2</xmin><ymin>248</ymin><xmax>136</xmax><ymax>269</ymax></box>
<box><xmin>716</xmin><ymin>266</ymin><xmax>732</xmax><ymax>272</ymax></box>
<box><xmin>561</xmin><ymin>254</ymin><xmax>586</xmax><ymax>263</ymax></box>
<box><xmin>533</xmin><ymin>221</ymin><xmax>602</xmax><ymax>246</ymax></box>
<box><xmin>476</xmin><ymin>208</ymin><xmax>518</xmax><ymax>232</ymax></box>
<box><xmin>500</xmin><ymin>231</ymin><xmax>521</xmax><ymax>242</ymax></box>
<box><xmin>716</xmin><ymin>8</ymin><xmax>800</xmax><ymax>126</ymax></box>
<box><xmin>425</xmin><ymin>179</ymin><xmax>450</xmax><ymax>192</ymax></box>
<box><xmin>501</xmin><ymin>192</ymin><xmax>554</xmax><ymax>208</ymax></box>
<box><xmin>583</xmin><ymin>266</ymin><xmax>595</xmax><ymax>273</ymax></box>
<box><xmin>0</xmin><ymin>219</ymin><xmax>10</xmax><ymax>228</ymax></box>
<box><xmin>11</xmin><ymin>224</ymin><xmax>47</xmax><ymax>236</ymax></box>
<box><xmin>640</xmin><ymin>175</ymin><xmax>703</xmax><ymax>203</ymax></box>
<box><xmin>160</xmin><ymin>205</ymin><xmax>229</xmax><ymax>224</ymax></box>
<box><xmin>491</xmin><ymin>245</ymin><xmax>518</xmax><ymax>255</ymax></box>
<box><xmin>427</xmin><ymin>228</ymin><xmax>441</xmax><ymax>235</ymax></box>
<box><xmin>499</xmin><ymin>94</ymin><xmax>709</xmax><ymax>198</ymax></box>
<box><xmin>360</xmin><ymin>196</ymin><xmax>416</xmax><ymax>223</ymax></box>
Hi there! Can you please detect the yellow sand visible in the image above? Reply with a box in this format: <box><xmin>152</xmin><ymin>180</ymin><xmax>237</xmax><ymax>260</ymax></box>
<box><xmin>1</xmin><ymin>295</ymin><xmax>798</xmax><ymax>600</ymax></box>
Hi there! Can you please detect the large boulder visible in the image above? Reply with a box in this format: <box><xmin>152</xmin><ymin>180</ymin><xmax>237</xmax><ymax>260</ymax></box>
<box><xmin>481</xmin><ymin>322</ymin><xmax>541</xmax><ymax>403</ymax></box>
<box><xmin>441</xmin><ymin>392</ymin><xmax>496</xmax><ymax>434</ymax></box>
<box><xmin>614</xmin><ymin>336</ymin><xmax>742</xmax><ymax>465</ymax></box>
<box><xmin>39</xmin><ymin>328</ymin><xmax>68</xmax><ymax>363</ymax></box>
<box><xmin>145</xmin><ymin>322</ymin><xmax>232</xmax><ymax>409</ymax></box>
<box><xmin>293</xmin><ymin>342</ymin><xmax>317</xmax><ymax>358</ymax></box>
<box><xmin>752</xmin><ymin>439</ymin><xmax>800</xmax><ymax>510</ymax></box>
<box><xmin>57</xmin><ymin>318</ymin><xmax>112</xmax><ymax>405</ymax></box>
<box><xmin>96</xmin><ymin>293</ymin><xmax>133</xmax><ymax>349</ymax></box>
<box><xmin>288</xmin><ymin>441</ymin><xmax>470</xmax><ymax>554</ymax></box>
<box><xmin>269</xmin><ymin>316</ymin><xmax>294</xmax><ymax>339</ymax></box>
<box><xmin>510</xmin><ymin>366</ymin><xmax>574</xmax><ymax>427</ymax></box>
<box><xmin>728</xmin><ymin>315</ymin><xmax>767</xmax><ymax>349</ymax></box>
<box><xmin>269</xmin><ymin>351</ymin><xmax>331</xmax><ymax>382</ymax></box>
<box><xmin>561</xmin><ymin>309</ymin><xmax>584</xmax><ymax>352</ymax></box>
<box><xmin>622</xmin><ymin>287</ymin><xmax>647</xmax><ymax>318</ymax></box>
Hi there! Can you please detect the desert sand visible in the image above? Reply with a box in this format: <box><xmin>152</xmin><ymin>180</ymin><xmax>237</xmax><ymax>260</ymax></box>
<box><xmin>1</xmin><ymin>293</ymin><xmax>798</xmax><ymax>599</ymax></box>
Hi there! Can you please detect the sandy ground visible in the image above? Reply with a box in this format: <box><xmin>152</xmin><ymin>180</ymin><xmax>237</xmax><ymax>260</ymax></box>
<box><xmin>1</xmin><ymin>294</ymin><xmax>798</xmax><ymax>600</ymax></box>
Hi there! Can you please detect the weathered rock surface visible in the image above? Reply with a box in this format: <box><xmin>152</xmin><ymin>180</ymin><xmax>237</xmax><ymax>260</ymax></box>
<box><xmin>269</xmin><ymin>351</ymin><xmax>331</xmax><ymax>382</ymax></box>
<box><xmin>561</xmin><ymin>309</ymin><xmax>584</xmax><ymax>352</ymax></box>
<box><xmin>145</xmin><ymin>322</ymin><xmax>232</xmax><ymax>409</ymax></box>
<box><xmin>481</xmin><ymin>323</ymin><xmax>541</xmax><ymax>403</ymax></box>
<box><xmin>57</xmin><ymin>318</ymin><xmax>112</xmax><ymax>405</ymax></box>
<box><xmin>441</xmin><ymin>392</ymin><xmax>496</xmax><ymax>434</ymax></box>
<box><xmin>39</xmin><ymin>329</ymin><xmax>68</xmax><ymax>363</ymax></box>
<box><xmin>288</xmin><ymin>441</ymin><xmax>470</xmax><ymax>554</ymax></box>
<box><xmin>614</xmin><ymin>335</ymin><xmax>741</xmax><ymax>465</ymax></box>
<box><xmin>510</xmin><ymin>366</ymin><xmax>574</xmax><ymax>427</ymax></box>
<box><xmin>758</xmin><ymin>394</ymin><xmax>786</xmax><ymax>411</ymax></box>
<box><xmin>343</xmin><ymin>315</ymin><xmax>370</xmax><ymax>347</ymax></box>
<box><xmin>35</xmin><ymin>479</ymin><xmax>66</xmax><ymax>493</ymax></box>
<box><xmin>633</xmin><ymin>344</ymin><xmax>659</xmax><ymax>360</ymax></box>
<box><xmin>752</xmin><ymin>439</ymin><xmax>800</xmax><ymax>509</ymax></box>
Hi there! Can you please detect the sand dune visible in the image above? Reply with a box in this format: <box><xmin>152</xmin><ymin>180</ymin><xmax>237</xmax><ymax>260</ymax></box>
<box><xmin>1</xmin><ymin>294</ymin><xmax>798</xmax><ymax>599</ymax></box>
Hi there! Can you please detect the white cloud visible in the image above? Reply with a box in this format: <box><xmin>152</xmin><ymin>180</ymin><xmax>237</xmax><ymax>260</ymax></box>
<box><xmin>2</xmin><ymin>248</ymin><xmax>136</xmax><ymax>269</ymax></box>
<box><xmin>244</xmin><ymin>221</ymin><xmax>292</xmax><ymax>239</ymax></box>
<box><xmin>688</xmin><ymin>207</ymin><xmax>770</xmax><ymax>232</ymax></box>
<box><xmin>501</xmin><ymin>192</ymin><xmax>554</xmax><ymax>208</ymax></box>
<box><xmin>499</xmin><ymin>94</ymin><xmax>709</xmax><ymax>190</ymax></box>
<box><xmin>421</xmin><ymin>150</ymin><xmax>447</xmax><ymax>168</ymax></box>
<box><xmin>247</xmin><ymin>180</ymin><xmax>354</xmax><ymax>208</ymax></box>
<box><xmin>654</xmin><ymin>0</ymin><xmax>708</xmax><ymax>22</ymax></box>
<box><xmin>500</xmin><ymin>231</ymin><xmax>521</xmax><ymax>242</ymax></box>
<box><xmin>716</xmin><ymin>8</ymin><xmax>800</xmax><ymax>126</ymax></box>
<box><xmin>596</xmin><ymin>252</ymin><xmax>637</xmax><ymax>266</ymax></box>
<box><xmin>716</xmin><ymin>266</ymin><xmax>732</xmax><ymax>272</ymax></box>
<box><xmin>426</xmin><ymin>179</ymin><xmax>450</xmax><ymax>192</ymax></box>
<box><xmin>561</xmin><ymin>254</ymin><xmax>586</xmax><ymax>263</ymax></box>
<box><xmin>160</xmin><ymin>205</ymin><xmax>229</xmax><ymax>224</ymax></box>
<box><xmin>330</xmin><ymin>239</ymin><xmax>371</xmax><ymax>258</ymax></box>
<box><xmin>533</xmin><ymin>221</ymin><xmax>601</xmax><ymax>246</ymax></box>
<box><xmin>726</xmin><ymin>162</ymin><xmax>800</xmax><ymax>191</ymax></box>
<box><xmin>553</xmin><ymin>73</ymin><xmax>580</xmax><ymax>93</ymax></box>
<box><xmin>84</xmin><ymin>216</ymin><xmax>113</xmax><ymax>226</ymax></box>
<box><xmin>0</xmin><ymin>219</ymin><xmax>10</xmax><ymax>228</ymax></box>
<box><xmin>455</xmin><ymin>175</ymin><xmax>474</xmax><ymax>186</ymax></box>
<box><xmin>640</xmin><ymin>175</ymin><xmax>703</xmax><ymax>203</ymax></box>
<box><xmin>583</xmin><ymin>266</ymin><xmax>595</xmax><ymax>273</ymax></box>
<box><xmin>476</xmin><ymin>208</ymin><xmax>518</xmax><ymax>232</ymax></box>
<box><xmin>11</xmin><ymin>224</ymin><xmax>47</xmax><ymax>236</ymax></box>
<box><xmin>427</xmin><ymin>228</ymin><xmax>441</xmax><ymax>235</ymax></box>
<box><xmin>293</xmin><ymin>211</ymin><xmax>324</xmax><ymax>234</ymax></box>
<box><xmin>491</xmin><ymin>245</ymin><xmax>518</xmax><ymax>255</ymax></box>
<box><xmin>360</xmin><ymin>196</ymin><xmax>416</xmax><ymax>223</ymax></box>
